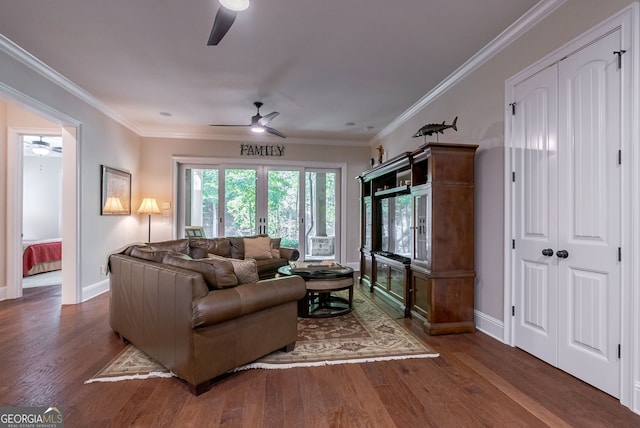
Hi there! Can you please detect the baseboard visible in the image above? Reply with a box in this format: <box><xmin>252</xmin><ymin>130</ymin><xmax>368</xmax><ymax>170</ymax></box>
<box><xmin>82</xmin><ymin>277</ymin><xmax>109</xmax><ymax>302</ymax></box>
<box><xmin>0</xmin><ymin>286</ymin><xmax>6</xmax><ymax>301</ymax></box>
<box><xmin>474</xmin><ymin>310</ymin><xmax>505</xmax><ymax>343</ymax></box>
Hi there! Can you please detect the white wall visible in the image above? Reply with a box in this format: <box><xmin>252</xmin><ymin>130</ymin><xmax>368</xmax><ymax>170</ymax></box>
<box><xmin>23</xmin><ymin>155</ymin><xmax>62</xmax><ymax>240</ymax></box>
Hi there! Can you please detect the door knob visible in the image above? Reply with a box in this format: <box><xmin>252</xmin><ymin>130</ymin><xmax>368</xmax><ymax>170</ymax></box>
<box><xmin>556</xmin><ymin>250</ymin><xmax>569</xmax><ymax>258</ymax></box>
<box><xmin>541</xmin><ymin>248</ymin><xmax>554</xmax><ymax>256</ymax></box>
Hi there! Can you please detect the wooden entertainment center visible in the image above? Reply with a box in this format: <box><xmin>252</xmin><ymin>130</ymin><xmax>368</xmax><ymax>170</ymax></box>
<box><xmin>358</xmin><ymin>142</ymin><xmax>478</xmax><ymax>334</ymax></box>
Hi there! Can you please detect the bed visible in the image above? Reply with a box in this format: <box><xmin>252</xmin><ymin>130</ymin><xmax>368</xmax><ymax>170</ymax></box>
<box><xmin>22</xmin><ymin>239</ymin><xmax>62</xmax><ymax>277</ymax></box>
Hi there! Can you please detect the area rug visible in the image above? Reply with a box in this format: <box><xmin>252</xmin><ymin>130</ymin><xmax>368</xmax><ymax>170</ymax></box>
<box><xmin>85</xmin><ymin>344</ymin><xmax>176</xmax><ymax>383</ymax></box>
<box><xmin>86</xmin><ymin>288</ymin><xmax>437</xmax><ymax>383</ymax></box>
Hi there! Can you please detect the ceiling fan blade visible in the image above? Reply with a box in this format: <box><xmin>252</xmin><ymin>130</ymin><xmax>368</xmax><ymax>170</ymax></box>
<box><xmin>207</xmin><ymin>7</ymin><xmax>237</xmax><ymax>46</ymax></box>
<box><xmin>264</xmin><ymin>126</ymin><xmax>287</xmax><ymax>138</ymax></box>
<box><xmin>258</xmin><ymin>111</ymin><xmax>279</xmax><ymax>126</ymax></box>
<box><xmin>51</xmin><ymin>147</ymin><xmax>62</xmax><ymax>153</ymax></box>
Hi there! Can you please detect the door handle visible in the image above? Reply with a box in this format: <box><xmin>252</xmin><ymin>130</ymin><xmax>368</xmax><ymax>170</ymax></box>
<box><xmin>541</xmin><ymin>248</ymin><xmax>554</xmax><ymax>256</ymax></box>
<box><xmin>556</xmin><ymin>250</ymin><xmax>569</xmax><ymax>258</ymax></box>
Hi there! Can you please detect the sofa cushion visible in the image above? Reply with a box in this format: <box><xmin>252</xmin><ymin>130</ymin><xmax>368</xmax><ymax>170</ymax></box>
<box><xmin>148</xmin><ymin>239</ymin><xmax>189</xmax><ymax>254</ymax></box>
<box><xmin>162</xmin><ymin>253</ymin><xmax>238</xmax><ymax>290</ymax></box>
<box><xmin>130</xmin><ymin>246</ymin><xmax>169</xmax><ymax>263</ymax></box>
<box><xmin>255</xmin><ymin>258</ymin><xmax>290</xmax><ymax>279</ymax></box>
<box><xmin>243</xmin><ymin>236</ymin><xmax>273</xmax><ymax>260</ymax></box>
<box><xmin>122</xmin><ymin>244</ymin><xmax>148</xmax><ymax>256</ymax></box>
<box><xmin>188</xmin><ymin>246</ymin><xmax>209</xmax><ymax>259</ymax></box>
<box><xmin>270</xmin><ymin>238</ymin><xmax>281</xmax><ymax>258</ymax></box>
<box><xmin>188</xmin><ymin>238</ymin><xmax>232</xmax><ymax>258</ymax></box>
<box><xmin>192</xmin><ymin>277</ymin><xmax>307</xmax><ymax>328</ymax></box>
<box><xmin>207</xmin><ymin>254</ymin><xmax>259</xmax><ymax>284</ymax></box>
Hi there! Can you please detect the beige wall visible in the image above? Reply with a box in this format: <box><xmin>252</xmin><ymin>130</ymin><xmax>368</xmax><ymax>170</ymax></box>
<box><xmin>372</xmin><ymin>0</ymin><xmax>635</xmax><ymax>321</ymax></box>
<box><xmin>138</xmin><ymin>137</ymin><xmax>370</xmax><ymax>265</ymax></box>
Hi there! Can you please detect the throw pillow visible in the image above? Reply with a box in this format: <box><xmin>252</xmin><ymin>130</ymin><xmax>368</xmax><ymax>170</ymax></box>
<box><xmin>207</xmin><ymin>254</ymin><xmax>259</xmax><ymax>284</ymax></box>
<box><xmin>162</xmin><ymin>253</ymin><xmax>238</xmax><ymax>290</ymax></box>
<box><xmin>243</xmin><ymin>236</ymin><xmax>273</xmax><ymax>260</ymax></box>
<box><xmin>270</xmin><ymin>238</ymin><xmax>281</xmax><ymax>258</ymax></box>
<box><xmin>227</xmin><ymin>237</ymin><xmax>245</xmax><ymax>259</ymax></box>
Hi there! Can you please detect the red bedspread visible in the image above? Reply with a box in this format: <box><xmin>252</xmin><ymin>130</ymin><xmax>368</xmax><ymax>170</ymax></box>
<box><xmin>23</xmin><ymin>241</ymin><xmax>62</xmax><ymax>276</ymax></box>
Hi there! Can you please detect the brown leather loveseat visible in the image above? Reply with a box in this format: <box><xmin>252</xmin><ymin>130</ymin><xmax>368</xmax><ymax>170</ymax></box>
<box><xmin>109</xmin><ymin>238</ymin><xmax>306</xmax><ymax>395</ymax></box>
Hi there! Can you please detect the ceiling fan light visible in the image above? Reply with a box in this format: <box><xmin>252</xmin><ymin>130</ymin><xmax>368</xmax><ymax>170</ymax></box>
<box><xmin>251</xmin><ymin>125</ymin><xmax>265</xmax><ymax>133</ymax></box>
<box><xmin>31</xmin><ymin>141</ymin><xmax>51</xmax><ymax>156</ymax></box>
<box><xmin>219</xmin><ymin>0</ymin><xmax>249</xmax><ymax>12</ymax></box>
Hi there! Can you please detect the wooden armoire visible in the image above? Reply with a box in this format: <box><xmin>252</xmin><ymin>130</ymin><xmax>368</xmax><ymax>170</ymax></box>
<box><xmin>358</xmin><ymin>142</ymin><xmax>478</xmax><ymax>335</ymax></box>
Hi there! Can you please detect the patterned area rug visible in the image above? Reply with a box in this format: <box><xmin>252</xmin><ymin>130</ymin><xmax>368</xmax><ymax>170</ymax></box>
<box><xmin>85</xmin><ymin>288</ymin><xmax>437</xmax><ymax>383</ymax></box>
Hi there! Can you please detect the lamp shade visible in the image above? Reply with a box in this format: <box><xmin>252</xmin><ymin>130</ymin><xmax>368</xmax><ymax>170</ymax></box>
<box><xmin>219</xmin><ymin>0</ymin><xmax>249</xmax><ymax>12</ymax></box>
<box><xmin>103</xmin><ymin>196</ymin><xmax>125</xmax><ymax>213</ymax></box>
<box><xmin>137</xmin><ymin>197</ymin><xmax>161</xmax><ymax>215</ymax></box>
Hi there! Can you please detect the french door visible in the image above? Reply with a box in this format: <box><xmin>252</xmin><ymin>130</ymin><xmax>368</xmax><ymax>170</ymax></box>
<box><xmin>511</xmin><ymin>30</ymin><xmax>622</xmax><ymax>397</ymax></box>
<box><xmin>179</xmin><ymin>163</ymin><xmax>339</xmax><ymax>260</ymax></box>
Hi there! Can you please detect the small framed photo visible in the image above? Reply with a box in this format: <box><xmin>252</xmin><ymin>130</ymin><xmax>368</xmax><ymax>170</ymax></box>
<box><xmin>185</xmin><ymin>226</ymin><xmax>206</xmax><ymax>238</ymax></box>
<box><xmin>100</xmin><ymin>165</ymin><xmax>131</xmax><ymax>215</ymax></box>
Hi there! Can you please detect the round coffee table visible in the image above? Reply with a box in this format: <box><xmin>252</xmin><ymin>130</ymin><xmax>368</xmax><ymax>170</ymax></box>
<box><xmin>278</xmin><ymin>264</ymin><xmax>354</xmax><ymax>318</ymax></box>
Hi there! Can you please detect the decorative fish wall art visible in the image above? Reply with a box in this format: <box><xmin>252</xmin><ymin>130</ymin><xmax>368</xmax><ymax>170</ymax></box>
<box><xmin>412</xmin><ymin>116</ymin><xmax>458</xmax><ymax>139</ymax></box>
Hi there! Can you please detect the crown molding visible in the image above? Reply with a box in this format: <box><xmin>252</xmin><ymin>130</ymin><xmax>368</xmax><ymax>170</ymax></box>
<box><xmin>140</xmin><ymin>128</ymin><xmax>369</xmax><ymax>146</ymax></box>
<box><xmin>372</xmin><ymin>0</ymin><xmax>566</xmax><ymax>144</ymax></box>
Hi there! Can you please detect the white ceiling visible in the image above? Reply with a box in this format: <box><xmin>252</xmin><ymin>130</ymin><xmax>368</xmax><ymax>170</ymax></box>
<box><xmin>0</xmin><ymin>0</ymin><xmax>540</xmax><ymax>142</ymax></box>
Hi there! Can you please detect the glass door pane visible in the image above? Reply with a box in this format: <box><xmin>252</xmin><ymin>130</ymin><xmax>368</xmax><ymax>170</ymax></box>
<box><xmin>184</xmin><ymin>167</ymin><xmax>219</xmax><ymax>238</ymax></box>
<box><xmin>305</xmin><ymin>171</ymin><xmax>337</xmax><ymax>260</ymax></box>
<box><xmin>224</xmin><ymin>168</ymin><xmax>257</xmax><ymax>236</ymax></box>
<box><xmin>267</xmin><ymin>169</ymin><xmax>300</xmax><ymax>249</ymax></box>
<box><xmin>179</xmin><ymin>164</ymin><xmax>341</xmax><ymax>262</ymax></box>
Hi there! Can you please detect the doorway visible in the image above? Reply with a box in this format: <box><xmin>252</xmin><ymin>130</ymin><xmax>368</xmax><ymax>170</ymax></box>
<box><xmin>21</xmin><ymin>134</ymin><xmax>63</xmax><ymax>289</ymax></box>
<box><xmin>2</xmin><ymin>94</ymin><xmax>80</xmax><ymax>304</ymax></box>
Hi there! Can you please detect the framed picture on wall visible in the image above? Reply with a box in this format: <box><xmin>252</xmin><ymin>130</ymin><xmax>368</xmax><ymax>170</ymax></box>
<box><xmin>100</xmin><ymin>165</ymin><xmax>131</xmax><ymax>215</ymax></box>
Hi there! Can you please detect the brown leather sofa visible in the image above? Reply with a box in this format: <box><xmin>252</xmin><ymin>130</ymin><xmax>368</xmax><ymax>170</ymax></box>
<box><xmin>109</xmin><ymin>239</ymin><xmax>306</xmax><ymax>395</ymax></box>
<box><xmin>128</xmin><ymin>236</ymin><xmax>299</xmax><ymax>280</ymax></box>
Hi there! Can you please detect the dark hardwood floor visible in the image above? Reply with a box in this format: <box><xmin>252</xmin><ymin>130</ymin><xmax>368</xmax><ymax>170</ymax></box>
<box><xmin>1</xmin><ymin>283</ymin><xmax>639</xmax><ymax>427</ymax></box>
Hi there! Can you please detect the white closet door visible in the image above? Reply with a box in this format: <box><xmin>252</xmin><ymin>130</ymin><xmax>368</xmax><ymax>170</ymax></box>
<box><xmin>512</xmin><ymin>29</ymin><xmax>622</xmax><ymax>398</ymax></box>
<box><xmin>556</xmin><ymin>30</ymin><xmax>621</xmax><ymax>398</ymax></box>
<box><xmin>513</xmin><ymin>64</ymin><xmax>559</xmax><ymax>365</ymax></box>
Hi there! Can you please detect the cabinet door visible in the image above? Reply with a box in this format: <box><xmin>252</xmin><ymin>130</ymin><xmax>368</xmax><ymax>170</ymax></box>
<box><xmin>411</xmin><ymin>269</ymin><xmax>430</xmax><ymax>319</ymax></box>
<box><xmin>363</xmin><ymin>197</ymin><xmax>372</xmax><ymax>250</ymax></box>
<box><xmin>374</xmin><ymin>260</ymin><xmax>389</xmax><ymax>290</ymax></box>
<box><xmin>412</xmin><ymin>187</ymin><xmax>431</xmax><ymax>268</ymax></box>
<box><xmin>388</xmin><ymin>264</ymin><xmax>406</xmax><ymax>303</ymax></box>
<box><xmin>362</xmin><ymin>252</ymin><xmax>373</xmax><ymax>284</ymax></box>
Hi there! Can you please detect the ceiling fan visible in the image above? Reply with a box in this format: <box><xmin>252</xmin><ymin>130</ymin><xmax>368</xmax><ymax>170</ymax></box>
<box><xmin>210</xmin><ymin>101</ymin><xmax>287</xmax><ymax>138</ymax></box>
<box><xmin>26</xmin><ymin>137</ymin><xmax>62</xmax><ymax>156</ymax></box>
<box><xmin>207</xmin><ymin>0</ymin><xmax>250</xmax><ymax>46</ymax></box>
